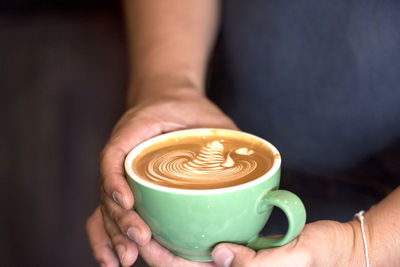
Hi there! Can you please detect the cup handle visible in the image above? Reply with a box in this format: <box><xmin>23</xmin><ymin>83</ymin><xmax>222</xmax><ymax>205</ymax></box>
<box><xmin>247</xmin><ymin>190</ymin><xmax>306</xmax><ymax>250</ymax></box>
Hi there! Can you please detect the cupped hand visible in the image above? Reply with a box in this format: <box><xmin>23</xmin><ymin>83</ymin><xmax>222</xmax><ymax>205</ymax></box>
<box><xmin>212</xmin><ymin>220</ymin><xmax>364</xmax><ymax>267</ymax></box>
<box><xmin>86</xmin><ymin>88</ymin><xmax>237</xmax><ymax>266</ymax></box>
<box><xmin>87</xmin><ymin>206</ymin><xmax>217</xmax><ymax>267</ymax></box>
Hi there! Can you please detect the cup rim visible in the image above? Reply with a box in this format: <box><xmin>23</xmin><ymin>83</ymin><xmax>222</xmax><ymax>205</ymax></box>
<box><xmin>124</xmin><ymin>128</ymin><xmax>281</xmax><ymax>195</ymax></box>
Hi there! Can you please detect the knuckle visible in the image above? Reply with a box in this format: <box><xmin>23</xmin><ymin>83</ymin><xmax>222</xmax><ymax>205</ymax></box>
<box><xmin>99</xmin><ymin>145</ymin><xmax>110</xmax><ymax>166</ymax></box>
<box><xmin>106</xmin><ymin>225</ymin><xmax>120</xmax><ymax>240</ymax></box>
<box><xmin>104</xmin><ymin>209</ymin><xmax>135</xmax><ymax>238</ymax></box>
<box><xmin>113</xmin><ymin>215</ymin><xmax>124</xmax><ymax>229</ymax></box>
<box><xmin>300</xmin><ymin>247</ymin><xmax>313</xmax><ymax>266</ymax></box>
<box><xmin>85</xmin><ymin>216</ymin><xmax>93</xmax><ymax>232</ymax></box>
<box><xmin>108</xmin><ymin>206</ymin><xmax>121</xmax><ymax>223</ymax></box>
<box><xmin>242</xmin><ymin>263</ymin><xmax>254</xmax><ymax>267</ymax></box>
<box><xmin>86</xmin><ymin>208</ymin><xmax>100</xmax><ymax>232</ymax></box>
<box><xmin>91</xmin><ymin>245</ymin><xmax>107</xmax><ymax>262</ymax></box>
<box><xmin>99</xmin><ymin>188</ymin><xmax>107</xmax><ymax>203</ymax></box>
<box><xmin>114</xmin><ymin>212</ymin><xmax>134</xmax><ymax>233</ymax></box>
<box><xmin>100</xmin><ymin>205</ymin><xmax>107</xmax><ymax>217</ymax></box>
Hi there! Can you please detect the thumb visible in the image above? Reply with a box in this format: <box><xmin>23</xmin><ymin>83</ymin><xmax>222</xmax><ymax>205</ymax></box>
<box><xmin>212</xmin><ymin>243</ymin><xmax>257</xmax><ymax>267</ymax></box>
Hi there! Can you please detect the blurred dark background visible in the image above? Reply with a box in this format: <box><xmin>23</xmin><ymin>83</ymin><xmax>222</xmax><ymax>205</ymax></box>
<box><xmin>0</xmin><ymin>0</ymin><xmax>130</xmax><ymax>266</ymax></box>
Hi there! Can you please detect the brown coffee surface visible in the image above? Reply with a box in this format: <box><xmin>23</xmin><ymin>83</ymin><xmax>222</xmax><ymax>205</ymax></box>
<box><xmin>132</xmin><ymin>131</ymin><xmax>275</xmax><ymax>189</ymax></box>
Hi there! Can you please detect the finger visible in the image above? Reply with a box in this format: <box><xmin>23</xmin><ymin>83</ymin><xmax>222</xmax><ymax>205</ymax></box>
<box><xmin>102</xmin><ymin>193</ymin><xmax>151</xmax><ymax>246</ymax></box>
<box><xmin>100</xmin><ymin>117</ymin><xmax>163</xmax><ymax>210</ymax></box>
<box><xmin>102</xmin><ymin>207</ymin><xmax>139</xmax><ymax>267</ymax></box>
<box><xmin>86</xmin><ymin>206</ymin><xmax>119</xmax><ymax>267</ymax></box>
<box><xmin>139</xmin><ymin>239</ymin><xmax>215</xmax><ymax>267</ymax></box>
<box><xmin>212</xmin><ymin>243</ymin><xmax>256</xmax><ymax>267</ymax></box>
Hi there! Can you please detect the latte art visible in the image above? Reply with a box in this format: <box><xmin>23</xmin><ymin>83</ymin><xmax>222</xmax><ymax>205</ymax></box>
<box><xmin>146</xmin><ymin>141</ymin><xmax>258</xmax><ymax>186</ymax></box>
<box><xmin>133</xmin><ymin>133</ymin><xmax>275</xmax><ymax>189</ymax></box>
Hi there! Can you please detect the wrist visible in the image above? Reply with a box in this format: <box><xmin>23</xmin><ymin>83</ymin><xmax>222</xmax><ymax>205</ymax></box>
<box><xmin>343</xmin><ymin>218</ymin><xmax>370</xmax><ymax>267</ymax></box>
<box><xmin>127</xmin><ymin>71</ymin><xmax>205</xmax><ymax>107</ymax></box>
<box><xmin>305</xmin><ymin>220</ymin><xmax>365</xmax><ymax>267</ymax></box>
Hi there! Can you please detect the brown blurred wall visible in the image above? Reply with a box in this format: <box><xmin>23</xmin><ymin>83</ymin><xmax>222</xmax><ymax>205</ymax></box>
<box><xmin>0</xmin><ymin>2</ymin><xmax>131</xmax><ymax>266</ymax></box>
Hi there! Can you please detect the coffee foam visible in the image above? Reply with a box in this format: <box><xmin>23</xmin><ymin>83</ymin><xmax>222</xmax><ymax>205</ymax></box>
<box><xmin>132</xmin><ymin>131</ymin><xmax>275</xmax><ymax>189</ymax></box>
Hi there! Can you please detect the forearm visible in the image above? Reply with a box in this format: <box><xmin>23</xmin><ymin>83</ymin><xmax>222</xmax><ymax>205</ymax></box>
<box><xmin>364</xmin><ymin>186</ymin><xmax>400</xmax><ymax>266</ymax></box>
<box><xmin>123</xmin><ymin>0</ymin><xmax>220</xmax><ymax>106</ymax></box>
<box><xmin>347</xmin><ymin>186</ymin><xmax>400</xmax><ymax>266</ymax></box>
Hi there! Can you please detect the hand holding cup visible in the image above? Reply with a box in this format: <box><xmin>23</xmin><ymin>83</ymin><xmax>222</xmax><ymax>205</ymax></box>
<box><xmin>86</xmin><ymin>90</ymin><xmax>237</xmax><ymax>266</ymax></box>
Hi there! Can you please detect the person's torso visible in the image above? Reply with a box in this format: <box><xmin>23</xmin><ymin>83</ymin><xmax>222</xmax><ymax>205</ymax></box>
<box><xmin>213</xmin><ymin>0</ymin><xmax>400</xmax><ymax>174</ymax></box>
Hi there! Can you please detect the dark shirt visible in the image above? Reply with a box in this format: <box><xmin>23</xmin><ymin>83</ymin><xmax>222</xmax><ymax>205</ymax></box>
<box><xmin>214</xmin><ymin>0</ymin><xmax>400</xmax><ymax>176</ymax></box>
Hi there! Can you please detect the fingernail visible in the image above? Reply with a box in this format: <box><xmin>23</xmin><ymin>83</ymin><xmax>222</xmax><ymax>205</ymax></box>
<box><xmin>112</xmin><ymin>191</ymin><xmax>124</xmax><ymax>207</ymax></box>
<box><xmin>213</xmin><ymin>247</ymin><xmax>234</xmax><ymax>267</ymax></box>
<box><xmin>127</xmin><ymin>227</ymin><xmax>142</xmax><ymax>245</ymax></box>
<box><xmin>115</xmin><ymin>244</ymin><xmax>126</xmax><ymax>262</ymax></box>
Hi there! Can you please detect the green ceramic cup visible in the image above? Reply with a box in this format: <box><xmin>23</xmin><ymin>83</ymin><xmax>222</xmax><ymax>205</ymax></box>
<box><xmin>125</xmin><ymin>129</ymin><xmax>306</xmax><ymax>261</ymax></box>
